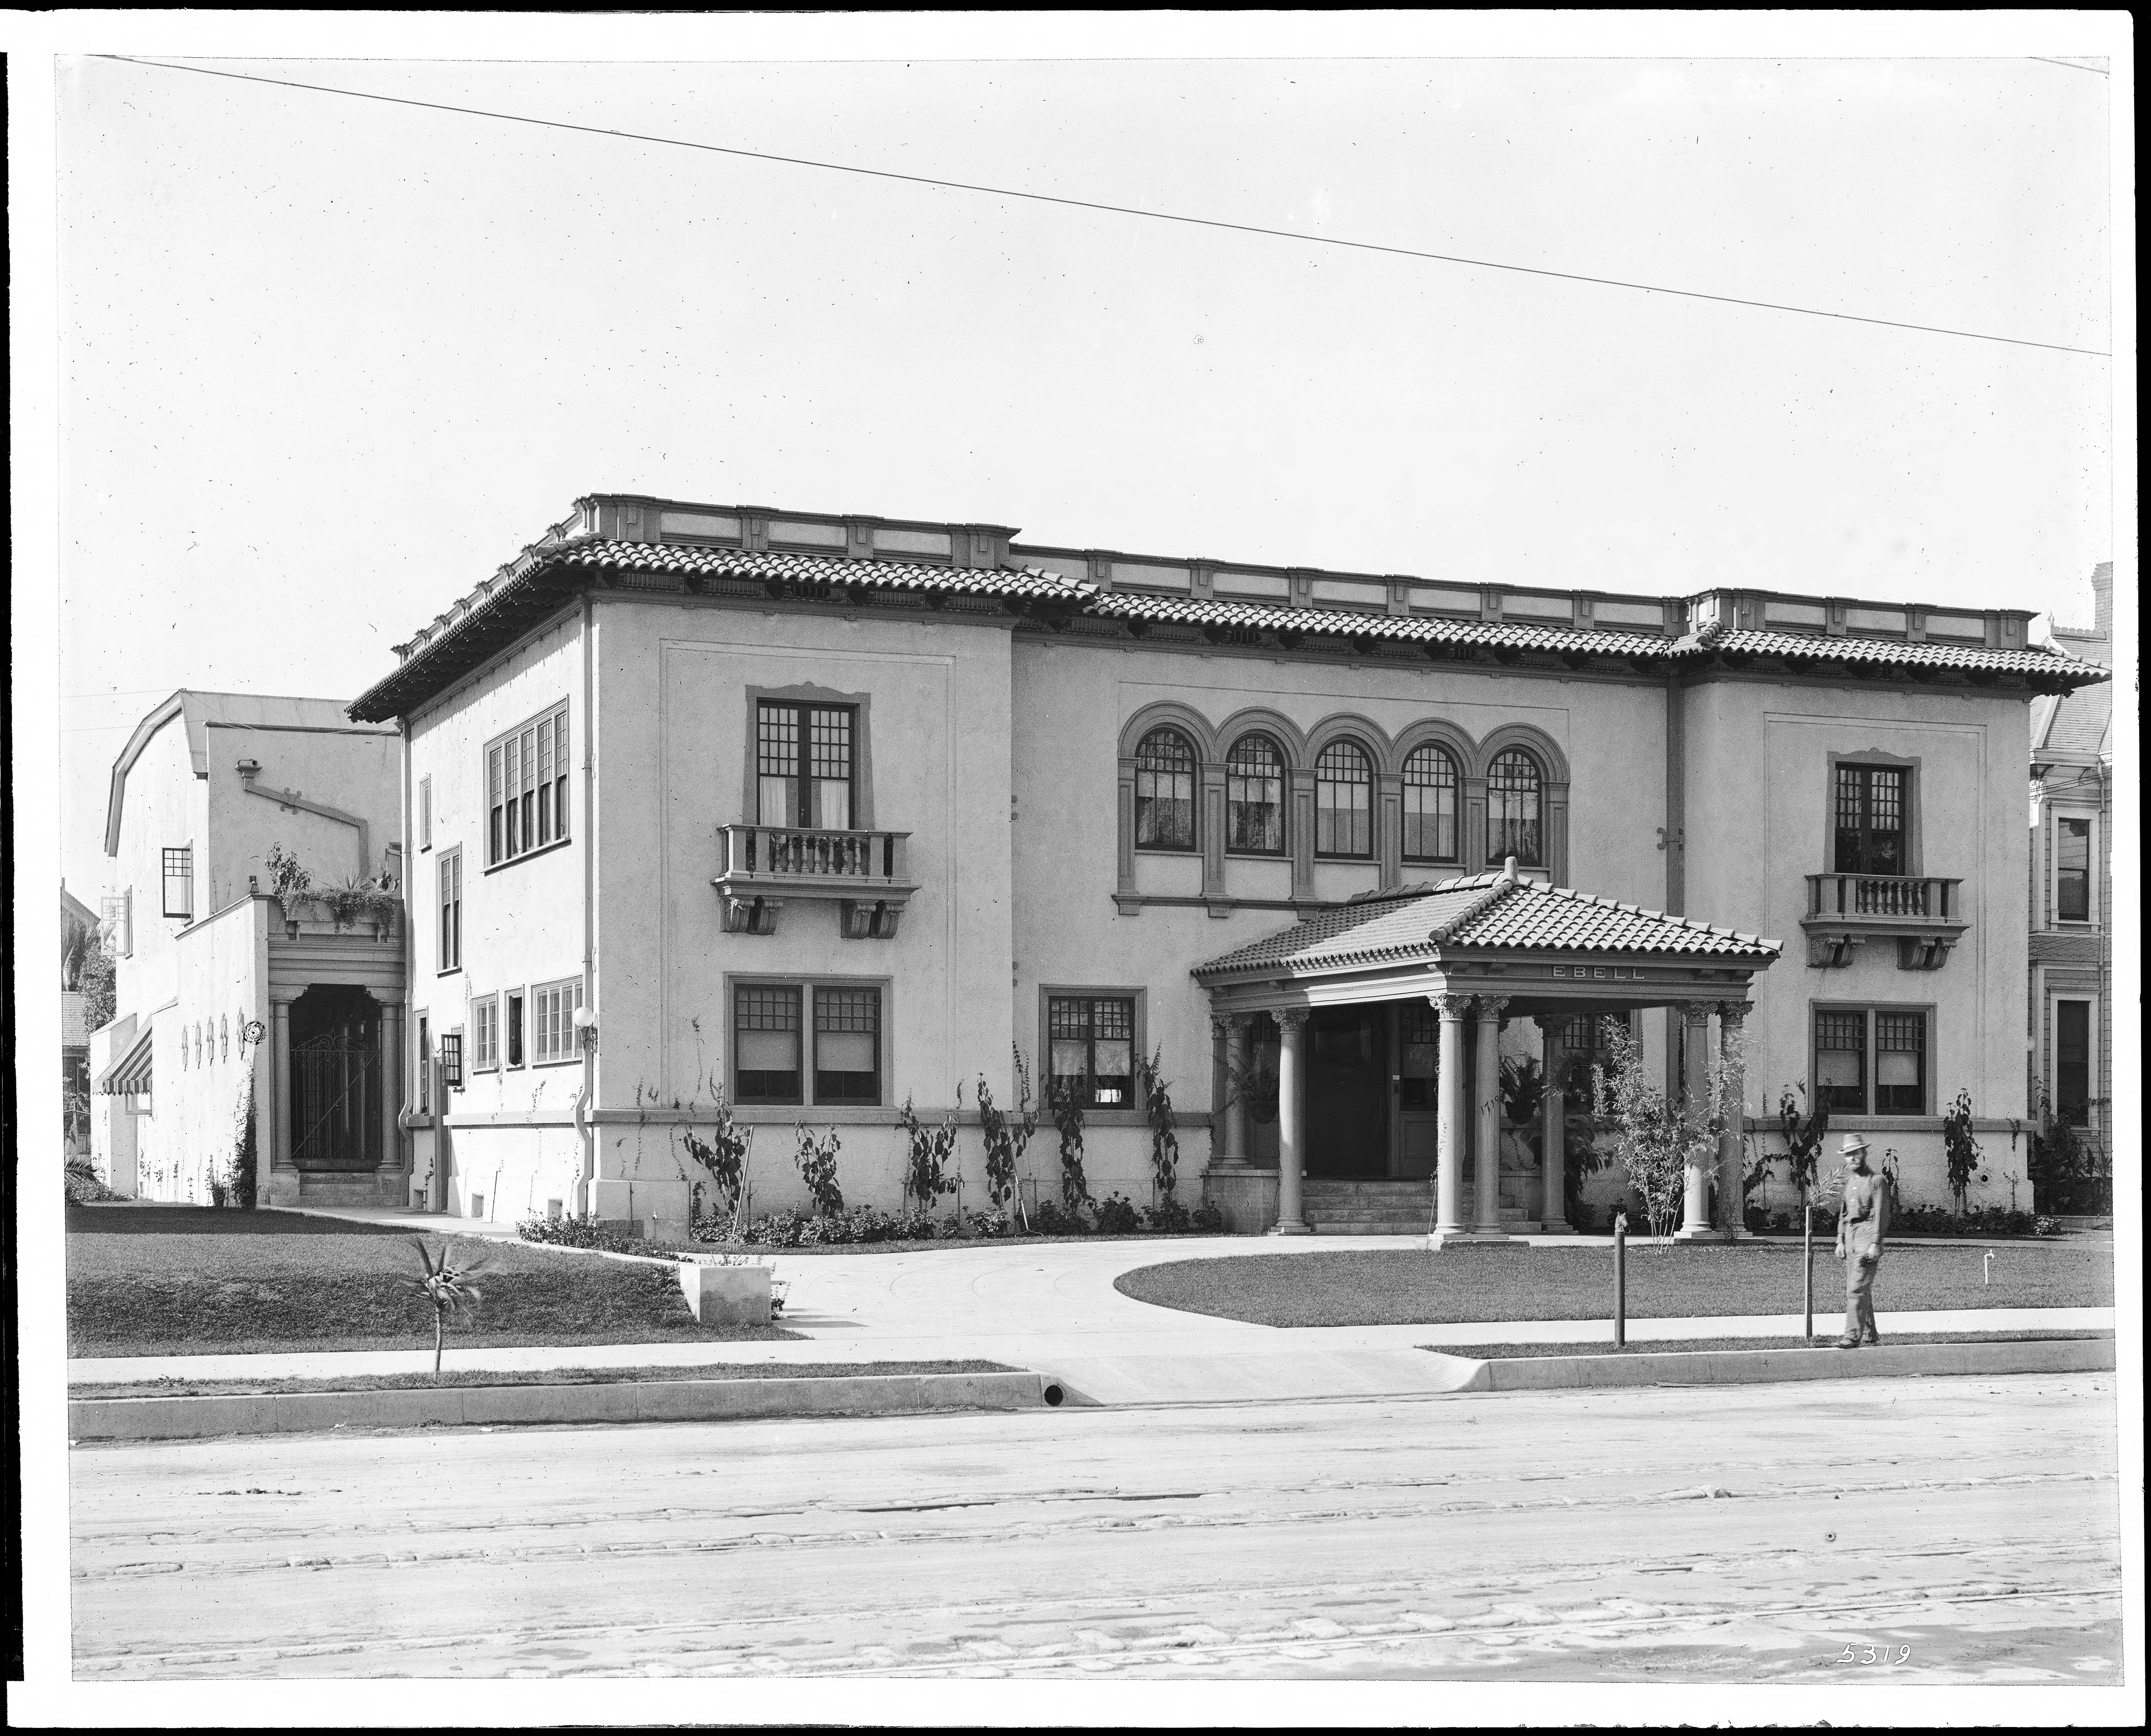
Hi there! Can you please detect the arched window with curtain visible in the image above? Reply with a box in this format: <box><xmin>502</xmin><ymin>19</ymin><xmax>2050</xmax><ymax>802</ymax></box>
<box><xmin>1487</xmin><ymin>749</ymin><xmax>1544</xmax><ymax>865</ymax></box>
<box><xmin>1401</xmin><ymin>744</ymin><xmax>1460</xmax><ymax>863</ymax></box>
<box><xmin>1314</xmin><ymin>739</ymin><xmax>1373</xmax><ymax>857</ymax></box>
<box><xmin>1225</xmin><ymin>734</ymin><xmax>1286</xmax><ymax>854</ymax></box>
<box><xmin>1133</xmin><ymin>728</ymin><xmax>1197</xmax><ymax>850</ymax></box>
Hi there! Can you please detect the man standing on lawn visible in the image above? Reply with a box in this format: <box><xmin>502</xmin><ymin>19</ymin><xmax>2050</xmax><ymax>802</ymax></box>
<box><xmin>1834</xmin><ymin>1133</ymin><xmax>1888</xmax><ymax>1348</ymax></box>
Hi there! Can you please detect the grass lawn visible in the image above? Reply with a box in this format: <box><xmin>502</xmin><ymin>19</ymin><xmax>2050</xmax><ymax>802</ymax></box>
<box><xmin>1422</xmin><ymin>1329</ymin><xmax>2116</xmax><ymax>1360</ymax></box>
<box><xmin>1115</xmin><ymin>1243</ymin><xmax>2116</xmax><ymax>1327</ymax></box>
<box><xmin>66</xmin><ymin>1205</ymin><xmax>796</xmax><ymax>1357</ymax></box>
<box><xmin>70</xmin><ymin>1360</ymin><xmax>1011</xmax><ymax>1399</ymax></box>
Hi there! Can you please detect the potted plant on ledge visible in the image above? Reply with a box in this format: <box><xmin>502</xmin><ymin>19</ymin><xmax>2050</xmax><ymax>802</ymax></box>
<box><xmin>324</xmin><ymin>871</ymin><xmax>400</xmax><ymax>939</ymax></box>
<box><xmin>265</xmin><ymin>843</ymin><xmax>313</xmax><ymax>939</ymax></box>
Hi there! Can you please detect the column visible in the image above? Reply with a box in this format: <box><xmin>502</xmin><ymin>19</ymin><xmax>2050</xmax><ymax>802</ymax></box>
<box><xmin>1430</xmin><ymin>993</ymin><xmax>1471</xmax><ymax>1241</ymax></box>
<box><xmin>1474</xmin><ymin>995</ymin><xmax>1509</xmax><ymax>1237</ymax></box>
<box><xmin>1272</xmin><ymin>1010</ymin><xmax>1310</xmax><ymax>1234</ymax></box>
<box><xmin>1220</xmin><ymin>1016</ymin><xmax>1249</xmax><ymax>1166</ymax></box>
<box><xmin>1675</xmin><ymin>1000</ymin><xmax>1717</xmax><ymax>1238</ymax></box>
<box><xmin>268</xmin><ymin>996</ymin><xmax>295</xmax><ymax>1175</ymax></box>
<box><xmin>1715</xmin><ymin>1002</ymin><xmax>1749</xmax><ymax>1237</ymax></box>
<box><xmin>378</xmin><ymin>1000</ymin><xmax>404</xmax><ymax>1190</ymax></box>
<box><xmin>1538</xmin><ymin>1016</ymin><xmax>1575</xmax><ymax>1233</ymax></box>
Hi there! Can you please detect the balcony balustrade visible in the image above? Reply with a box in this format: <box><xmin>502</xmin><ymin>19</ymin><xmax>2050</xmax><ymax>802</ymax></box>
<box><xmin>712</xmin><ymin>824</ymin><xmax>917</xmax><ymax>938</ymax></box>
<box><xmin>1801</xmin><ymin>873</ymin><xmax>1968</xmax><ymax>970</ymax></box>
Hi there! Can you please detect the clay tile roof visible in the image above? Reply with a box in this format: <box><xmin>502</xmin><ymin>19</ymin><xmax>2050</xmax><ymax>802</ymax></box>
<box><xmin>1192</xmin><ymin>873</ymin><xmax>1779</xmax><ymax>979</ymax></box>
<box><xmin>1696</xmin><ymin>627</ymin><xmax>2100</xmax><ymax>679</ymax></box>
<box><xmin>1095</xmin><ymin>592</ymin><xmax>1666</xmax><ymax>657</ymax></box>
<box><xmin>550</xmin><ymin>539</ymin><xmax>1092</xmax><ymax>602</ymax></box>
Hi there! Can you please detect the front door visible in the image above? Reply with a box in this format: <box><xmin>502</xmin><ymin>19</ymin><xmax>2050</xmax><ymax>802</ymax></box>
<box><xmin>1305</xmin><ymin>1005</ymin><xmax>1390</xmax><ymax>1178</ymax></box>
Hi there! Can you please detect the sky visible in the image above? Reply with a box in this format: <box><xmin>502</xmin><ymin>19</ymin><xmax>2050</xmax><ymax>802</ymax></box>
<box><xmin>49</xmin><ymin>43</ymin><xmax>2116</xmax><ymax>897</ymax></box>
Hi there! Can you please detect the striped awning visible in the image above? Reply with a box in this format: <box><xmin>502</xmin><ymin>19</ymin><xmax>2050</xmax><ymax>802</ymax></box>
<box><xmin>97</xmin><ymin>1025</ymin><xmax>154</xmax><ymax>1096</ymax></box>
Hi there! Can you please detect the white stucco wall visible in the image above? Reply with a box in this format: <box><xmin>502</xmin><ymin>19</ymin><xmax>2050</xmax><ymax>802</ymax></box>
<box><xmin>139</xmin><ymin>898</ymin><xmax>271</xmax><ymax>1205</ymax></box>
<box><xmin>1683</xmin><ymin>676</ymin><xmax>2035</xmax><ymax>1209</ymax></box>
<box><xmin>200</xmin><ymin>723</ymin><xmax>404</xmax><ymax>911</ymax></box>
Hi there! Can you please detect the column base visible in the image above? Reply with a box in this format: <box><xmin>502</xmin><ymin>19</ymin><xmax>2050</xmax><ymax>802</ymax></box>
<box><xmin>1430</xmin><ymin>1228</ymin><xmax>1512</xmax><ymax>1247</ymax></box>
<box><xmin>1269</xmin><ymin>1221</ymin><xmax>1313</xmax><ymax>1237</ymax></box>
<box><xmin>1674</xmin><ymin>1225</ymin><xmax>1733</xmax><ymax>1241</ymax></box>
<box><xmin>1534</xmin><ymin>1218</ymin><xmax>1580</xmax><ymax>1235</ymax></box>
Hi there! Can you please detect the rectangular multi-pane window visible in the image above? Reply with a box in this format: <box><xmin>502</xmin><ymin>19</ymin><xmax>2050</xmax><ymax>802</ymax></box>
<box><xmin>757</xmin><ymin>701</ymin><xmax>855</xmax><ymax>829</ymax></box>
<box><xmin>439</xmin><ymin>1031</ymin><xmax>464</xmax><ymax>1091</ymax></box>
<box><xmin>420</xmin><ymin>776</ymin><xmax>433</xmax><ymax>851</ymax></box>
<box><xmin>1834</xmin><ymin>764</ymin><xmax>1906</xmax><ymax>876</ymax></box>
<box><xmin>2054</xmin><ymin>1000</ymin><xmax>2092</xmax><ymax>1127</ymax></box>
<box><xmin>1048</xmin><ymin>995</ymin><xmax>1136</xmax><ymax>1109</ymax></box>
<box><xmin>1398</xmin><ymin>1001</ymin><xmax>1439</xmax><ymax>1109</ymax></box>
<box><xmin>531</xmin><ymin>978</ymin><xmax>584</xmax><ymax>1065</ymax></box>
<box><xmin>162</xmin><ymin>847</ymin><xmax>193</xmax><ymax>920</ymax></box>
<box><xmin>1814</xmin><ymin>1006</ymin><xmax>1930</xmax><ymax>1117</ymax></box>
<box><xmin>472</xmin><ymin>995</ymin><xmax>499</xmax><ymax>1072</ymax></box>
<box><xmin>486</xmin><ymin>702</ymin><xmax>570</xmax><ymax>866</ymax></box>
<box><xmin>504</xmin><ymin>991</ymin><xmax>524</xmax><ymax>1067</ymax></box>
<box><xmin>1814</xmin><ymin>1010</ymin><xmax>1867</xmax><ymax>1114</ymax></box>
<box><xmin>1873</xmin><ymin>1012</ymin><xmax>1927</xmax><ymax>1116</ymax></box>
<box><xmin>2055</xmin><ymin>817</ymin><xmax>2092</xmax><ymax>922</ymax></box>
<box><xmin>417</xmin><ymin>1016</ymin><xmax>431</xmax><ymax>1114</ymax></box>
<box><xmin>813</xmin><ymin>987</ymin><xmax>881</xmax><ymax>1104</ymax></box>
<box><xmin>437</xmin><ymin>849</ymin><xmax>462</xmax><ymax>972</ymax></box>
<box><xmin>735</xmin><ymin>984</ymin><xmax>803</xmax><ymax>1104</ymax></box>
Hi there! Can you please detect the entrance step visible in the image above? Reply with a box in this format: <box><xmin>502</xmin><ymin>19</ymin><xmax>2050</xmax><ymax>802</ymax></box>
<box><xmin>1304</xmin><ymin>1181</ymin><xmax>1437</xmax><ymax>1234</ymax></box>
<box><xmin>295</xmin><ymin>1171</ymin><xmax>401</xmax><ymax>1207</ymax></box>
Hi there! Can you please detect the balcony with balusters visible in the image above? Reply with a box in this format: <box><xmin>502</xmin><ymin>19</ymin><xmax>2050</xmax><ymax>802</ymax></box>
<box><xmin>712</xmin><ymin>825</ymin><xmax>918</xmax><ymax>939</ymax></box>
<box><xmin>1801</xmin><ymin>873</ymin><xmax>1968</xmax><ymax>970</ymax></box>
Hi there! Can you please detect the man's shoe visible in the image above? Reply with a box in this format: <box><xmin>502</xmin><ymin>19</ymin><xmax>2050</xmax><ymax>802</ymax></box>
<box><xmin>1860</xmin><ymin>1334</ymin><xmax>1881</xmax><ymax>1346</ymax></box>
<box><xmin>1834</xmin><ymin>1335</ymin><xmax>1862</xmax><ymax>1349</ymax></box>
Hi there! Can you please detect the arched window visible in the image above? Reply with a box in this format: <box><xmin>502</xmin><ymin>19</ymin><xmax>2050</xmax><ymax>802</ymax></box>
<box><xmin>1487</xmin><ymin>749</ymin><xmax>1544</xmax><ymax>865</ymax></box>
<box><xmin>1401</xmin><ymin>744</ymin><xmax>1460</xmax><ymax>863</ymax></box>
<box><xmin>1134</xmin><ymin>728</ymin><xmax>1197</xmax><ymax>850</ymax></box>
<box><xmin>1314</xmin><ymin>739</ymin><xmax>1373</xmax><ymax>857</ymax></box>
<box><xmin>1225</xmin><ymin>734</ymin><xmax>1286</xmax><ymax>854</ymax></box>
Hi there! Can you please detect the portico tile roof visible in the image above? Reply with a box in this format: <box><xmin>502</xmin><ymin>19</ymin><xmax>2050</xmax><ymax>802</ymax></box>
<box><xmin>1192</xmin><ymin>871</ymin><xmax>1780</xmax><ymax>979</ymax></box>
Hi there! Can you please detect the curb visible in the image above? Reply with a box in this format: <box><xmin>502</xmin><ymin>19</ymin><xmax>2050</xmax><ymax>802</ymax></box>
<box><xmin>70</xmin><ymin>1369</ymin><xmax>1051</xmax><ymax>1442</ymax></box>
<box><xmin>1451</xmin><ymin>1334</ymin><xmax>2116</xmax><ymax>1394</ymax></box>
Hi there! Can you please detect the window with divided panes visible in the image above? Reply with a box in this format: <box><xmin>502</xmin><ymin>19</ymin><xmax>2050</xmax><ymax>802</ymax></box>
<box><xmin>1834</xmin><ymin>764</ymin><xmax>1906</xmax><ymax>877</ymax></box>
<box><xmin>1314</xmin><ymin>740</ymin><xmax>1372</xmax><ymax>857</ymax></box>
<box><xmin>757</xmin><ymin>701</ymin><xmax>854</xmax><ymax>830</ymax></box>
<box><xmin>162</xmin><ymin>847</ymin><xmax>193</xmax><ymax>919</ymax></box>
<box><xmin>1048</xmin><ymin>995</ymin><xmax>1136</xmax><ymax>1108</ymax></box>
<box><xmin>1225</xmin><ymin>735</ymin><xmax>1285</xmax><ymax>853</ymax></box>
<box><xmin>1402</xmin><ymin>745</ymin><xmax>1460</xmax><ymax>863</ymax></box>
<box><xmin>1814</xmin><ymin>1006</ymin><xmax>1927</xmax><ymax>1117</ymax></box>
<box><xmin>1486</xmin><ymin>750</ymin><xmax>1544</xmax><ymax>865</ymax></box>
<box><xmin>2055</xmin><ymin>817</ymin><xmax>2092</xmax><ymax>922</ymax></box>
<box><xmin>487</xmin><ymin>702</ymin><xmax>570</xmax><ymax>866</ymax></box>
<box><xmin>1134</xmin><ymin>729</ymin><xmax>1197</xmax><ymax>850</ymax></box>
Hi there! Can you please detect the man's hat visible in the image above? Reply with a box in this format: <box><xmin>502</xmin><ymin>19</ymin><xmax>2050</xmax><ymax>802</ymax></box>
<box><xmin>1838</xmin><ymin>1133</ymin><xmax>1871</xmax><ymax>1157</ymax></box>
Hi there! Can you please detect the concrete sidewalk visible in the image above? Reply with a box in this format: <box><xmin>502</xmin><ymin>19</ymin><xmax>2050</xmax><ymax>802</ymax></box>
<box><xmin>67</xmin><ymin>1230</ymin><xmax>2114</xmax><ymax>1405</ymax></box>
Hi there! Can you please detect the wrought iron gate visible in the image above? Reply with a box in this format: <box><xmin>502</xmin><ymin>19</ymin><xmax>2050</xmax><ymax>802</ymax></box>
<box><xmin>292</xmin><ymin>1038</ymin><xmax>381</xmax><ymax>1171</ymax></box>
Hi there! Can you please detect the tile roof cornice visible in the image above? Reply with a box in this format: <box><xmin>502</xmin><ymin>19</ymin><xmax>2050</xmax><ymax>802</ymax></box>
<box><xmin>349</xmin><ymin>527</ymin><xmax>2111</xmax><ymax>722</ymax></box>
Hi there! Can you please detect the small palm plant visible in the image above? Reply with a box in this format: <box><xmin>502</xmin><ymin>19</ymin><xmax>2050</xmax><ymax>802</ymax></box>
<box><xmin>408</xmin><ymin>1239</ymin><xmax>486</xmax><ymax>1382</ymax></box>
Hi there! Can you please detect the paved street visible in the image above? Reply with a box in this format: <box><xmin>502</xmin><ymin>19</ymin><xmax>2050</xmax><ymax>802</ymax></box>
<box><xmin>72</xmin><ymin>1370</ymin><xmax>2122</xmax><ymax>1683</ymax></box>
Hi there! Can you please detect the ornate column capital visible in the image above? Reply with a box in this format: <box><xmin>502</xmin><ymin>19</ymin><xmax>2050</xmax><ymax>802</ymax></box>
<box><xmin>1715</xmin><ymin>999</ymin><xmax>1750</xmax><ymax>1028</ymax></box>
<box><xmin>1476</xmin><ymin>995</ymin><xmax>1510</xmax><ymax>1023</ymax></box>
<box><xmin>1276</xmin><ymin>1008</ymin><xmax>1310</xmax><ymax>1036</ymax></box>
<box><xmin>1681</xmin><ymin>1000</ymin><xmax>1713</xmax><ymax>1031</ymax></box>
<box><xmin>1210</xmin><ymin>1014</ymin><xmax>1232</xmax><ymax>1043</ymax></box>
<box><xmin>1430</xmin><ymin>992</ymin><xmax>1473</xmax><ymax>1020</ymax></box>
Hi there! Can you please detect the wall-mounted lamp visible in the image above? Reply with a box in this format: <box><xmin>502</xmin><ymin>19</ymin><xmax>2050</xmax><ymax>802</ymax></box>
<box><xmin>572</xmin><ymin>1005</ymin><xmax>598</xmax><ymax>1051</ymax></box>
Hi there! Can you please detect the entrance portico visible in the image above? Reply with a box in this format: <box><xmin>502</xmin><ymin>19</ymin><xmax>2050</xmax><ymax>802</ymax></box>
<box><xmin>1194</xmin><ymin>861</ymin><xmax>1780</xmax><ymax>1241</ymax></box>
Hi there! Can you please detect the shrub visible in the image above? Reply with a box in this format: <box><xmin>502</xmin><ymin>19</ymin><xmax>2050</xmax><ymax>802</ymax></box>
<box><xmin>65</xmin><ymin>1161</ymin><xmax>119</xmax><ymax>1205</ymax></box>
<box><xmin>965</xmin><ymin>1209</ymin><xmax>1019</xmax><ymax>1239</ymax></box>
<box><xmin>679</xmin><ymin>1089</ymin><xmax>752</xmax><ymax>1229</ymax></box>
<box><xmin>1092</xmin><ymin>1193</ymin><xmax>1142</xmax><ymax>1236</ymax></box>
<box><xmin>793</xmin><ymin>1124</ymin><xmax>844</xmax><ymax>1218</ymax></box>
<box><xmin>978</xmin><ymin>1049</ymin><xmax>1040</xmax><ymax>1215</ymax></box>
<box><xmin>1145</xmin><ymin>1194</ymin><xmax>1192</xmax><ymax>1234</ymax></box>
<box><xmin>518</xmin><ymin>1214</ymin><xmax>641</xmax><ymax>1252</ymax></box>
<box><xmin>1188</xmin><ymin>1199</ymin><xmax>1226</xmax><ymax>1234</ymax></box>
<box><xmin>1028</xmin><ymin>1198</ymin><xmax>1090</xmax><ymax>1237</ymax></box>
<box><xmin>1136</xmin><ymin>1046</ymin><xmax>1181</xmax><ymax>1200</ymax></box>
<box><xmin>898</xmin><ymin>1092</ymin><xmax>961</xmax><ymax>1209</ymax></box>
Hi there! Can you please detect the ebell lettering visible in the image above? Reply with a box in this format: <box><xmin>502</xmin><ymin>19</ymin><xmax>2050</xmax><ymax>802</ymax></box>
<box><xmin>1550</xmin><ymin>963</ymin><xmax>1655</xmax><ymax>980</ymax></box>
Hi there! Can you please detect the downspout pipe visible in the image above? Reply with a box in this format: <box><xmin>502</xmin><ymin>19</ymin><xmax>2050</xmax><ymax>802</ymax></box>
<box><xmin>577</xmin><ymin>592</ymin><xmax>598</xmax><ymax>1217</ymax></box>
<box><xmin>1664</xmin><ymin>669</ymin><xmax>1687</xmax><ymax>1105</ymax></box>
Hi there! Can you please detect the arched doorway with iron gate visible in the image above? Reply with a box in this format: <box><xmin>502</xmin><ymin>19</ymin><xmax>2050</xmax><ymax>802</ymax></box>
<box><xmin>288</xmin><ymin>984</ymin><xmax>383</xmax><ymax>1173</ymax></box>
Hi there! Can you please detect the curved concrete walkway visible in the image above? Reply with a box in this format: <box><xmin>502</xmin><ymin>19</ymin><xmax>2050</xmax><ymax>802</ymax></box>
<box><xmin>68</xmin><ymin>1229</ymin><xmax>2114</xmax><ymax>1405</ymax></box>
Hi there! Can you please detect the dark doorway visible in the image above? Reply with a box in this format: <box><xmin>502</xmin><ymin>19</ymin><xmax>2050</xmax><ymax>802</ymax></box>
<box><xmin>290</xmin><ymin>985</ymin><xmax>382</xmax><ymax>1172</ymax></box>
<box><xmin>1305</xmin><ymin>1004</ymin><xmax>1390</xmax><ymax>1177</ymax></box>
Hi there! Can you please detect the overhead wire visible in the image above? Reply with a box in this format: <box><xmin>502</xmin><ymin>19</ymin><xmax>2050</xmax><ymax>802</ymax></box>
<box><xmin>95</xmin><ymin>54</ymin><xmax>2111</xmax><ymax>360</ymax></box>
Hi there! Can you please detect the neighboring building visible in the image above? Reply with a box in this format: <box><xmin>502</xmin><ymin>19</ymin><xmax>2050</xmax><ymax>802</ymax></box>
<box><xmin>62</xmin><ymin>883</ymin><xmax>100</xmax><ymax>1160</ymax></box>
<box><xmin>90</xmin><ymin>691</ymin><xmax>406</xmax><ymax>1205</ymax></box>
<box><xmin>350</xmin><ymin>493</ymin><xmax>2105</xmax><ymax>1237</ymax></box>
<box><xmin>2027</xmin><ymin>561</ymin><xmax>2114</xmax><ymax>1197</ymax></box>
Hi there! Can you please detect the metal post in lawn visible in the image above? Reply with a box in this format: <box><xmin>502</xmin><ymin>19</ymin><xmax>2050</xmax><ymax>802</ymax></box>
<box><xmin>1802</xmin><ymin>1202</ymin><xmax>1814</xmax><ymax>1342</ymax></box>
<box><xmin>1613</xmin><ymin>1210</ymin><xmax>1628</xmax><ymax>1347</ymax></box>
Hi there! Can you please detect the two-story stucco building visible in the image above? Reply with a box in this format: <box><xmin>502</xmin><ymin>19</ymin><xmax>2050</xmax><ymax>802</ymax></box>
<box><xmin>349</xmin><ymin>493</ymin><xmax>2105</xmax><ymax>1237</ymax></box>
<box><xmin>90</xmin><ymin>691</ymin><xmax>407</xmax><ymax>1205</ymax></box>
